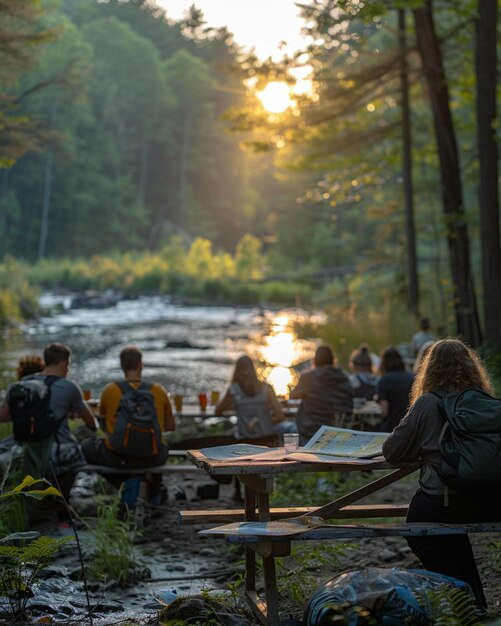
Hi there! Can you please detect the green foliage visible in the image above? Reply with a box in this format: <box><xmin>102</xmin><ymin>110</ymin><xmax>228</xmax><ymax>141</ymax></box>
<box><xmin>0</xmin><ymin>534</ymin><xmax>72</xmax><ymax>622</ymax></box>
<box><xmin>0</xmin><ymin>473</ymin><xmax>68</xmax><ymax>623</ymax></box>
<box><xmin>87</xmin><ymin>496</ymin><xmax>138</xmax><ymax>586</ymax></box>
<box><xmin>415</xmin><ymin>584</ymin><xmax>480</xmax><ymax>626</ymax></box>
<box><xmin>277</xmin><ymin>542</ymin><xmax>354</xmax><ymax>603</ymax></box>
<box><xmin>0</xmin><ymin>256</ymin><xmax>39</xmax><ymax>327</ymax></box>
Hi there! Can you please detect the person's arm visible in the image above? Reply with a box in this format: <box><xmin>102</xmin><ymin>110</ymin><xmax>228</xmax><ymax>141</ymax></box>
<box><xmin>379</xmin><ymin>400</ymin><xmax>389</xmax><ymax>418</ymax></box>
<box><xmin>376</xmin><ymin>377</ymin><xmax>390</xmax><ymax>417</ymax></box>
<box><xmin>215</xmin><ymin>391</ymin><xmax>234</xmax><ymax>416</ymax></box>
<box><xmin>382</xmin><ymin>398</ymin><xmax>427</xmax><ymax>462</ymax></box>
<box><xmin>162</xmin><ymin>389</ymin><xmax>175</xmax><ymax>432</ymax></box>
<box><xmin>0</xmin><ymin>401</ymin><xmax>11</xmax><ymax>423</ymax></box>
<box><xmin>267</xmin><ymin>385</ymin><xmax>285</xmax><ymax>423</ymax></box>
<box><xmin>76</xmin><ymin>403</ymin><xmax>99</xmax><ymax>431</ymax></box>
<box><xmin>69</xmin><ymin>382</ymin><xmax>98</xmax><ymax>430</ymax></box>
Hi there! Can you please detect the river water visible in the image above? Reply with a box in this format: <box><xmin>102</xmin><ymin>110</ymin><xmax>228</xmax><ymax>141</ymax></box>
<box><xmin>4</xmin><ymin>294</ymin><xmax>320</xmax><ymax>402</ymax></box>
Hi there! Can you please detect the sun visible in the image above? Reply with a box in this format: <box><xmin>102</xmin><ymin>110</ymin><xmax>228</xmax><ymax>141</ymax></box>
<box><xmin>257</xmin><ymin>81</ymin><xmax>293</xmax><ymax>113</ymax></box>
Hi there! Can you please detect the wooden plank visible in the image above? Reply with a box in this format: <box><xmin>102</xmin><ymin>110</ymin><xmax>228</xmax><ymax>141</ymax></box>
<box><xmin>220</xmin><ymin>521</ymin><xmax>501</xmax><ymax>544</ymax></box>
<box><xmin>179</xmin><ymin>503</ymin><xmax>409</xmax><ymax>525</ymax></box>
<box><xmin>79</xmin><ymin>463</ymin><xmax>201</xmax><ymax>474</ymax></box>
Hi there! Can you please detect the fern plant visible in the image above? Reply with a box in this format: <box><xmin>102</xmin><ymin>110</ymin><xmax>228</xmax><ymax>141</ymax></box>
<box><xmin>0</xmin><ymin>474</ymin><xmax>70</xmax><ymax>623</ymax></box>
<box><xmin>416</xmin><ymin>584</ymin><xmax>481</xmax><ymax>626</ymax></box>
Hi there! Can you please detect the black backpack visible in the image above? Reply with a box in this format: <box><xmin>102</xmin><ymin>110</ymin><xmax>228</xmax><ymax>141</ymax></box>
<box><xmin>7</xmin><ymin>375</ymin><xmax>60</xmax><ymax>442</ymax></box>
<box><xmin>108</xmin><ymin>380</ymin><xmax>162</xmax><ymax>458</ymax></box>
<box><xmin>433</xmin><ymin>388</ymin><xmax>501</xmax><ymax>489</ymax></box>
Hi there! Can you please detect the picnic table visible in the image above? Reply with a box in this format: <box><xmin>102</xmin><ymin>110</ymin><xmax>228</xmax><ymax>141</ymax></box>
<box><xmin>185</xmin><ymin>446</ymin><xmax>418</xmax><ymax>626</ymax></box>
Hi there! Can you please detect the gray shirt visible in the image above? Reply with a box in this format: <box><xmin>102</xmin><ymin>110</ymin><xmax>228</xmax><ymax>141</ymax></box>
<box><xmin>382</xmin><ymin>392</ymin><xmax>444</xmax><ymax>495</ymax></box>
<box><xmin>26</xmin><ymin>374</ymin><xmax>87</xmax><ymax>469</ymax></box>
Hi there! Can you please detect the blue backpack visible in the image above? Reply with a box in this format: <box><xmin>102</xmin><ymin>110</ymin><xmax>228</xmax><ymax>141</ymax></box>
<box><xmin>108</xmin><ymin>381</ymin><xmax>162</xmax><ymax>458</ymax></box>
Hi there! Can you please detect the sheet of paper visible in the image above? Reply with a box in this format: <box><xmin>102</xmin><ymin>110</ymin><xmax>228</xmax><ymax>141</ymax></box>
<box><xmin>197</xmin><ymin>444</ymin><xmax>286</xmax><ymax>461</ymax></box>
<box><xmin>285</xmin><ymin>451</ymin><xmax>383</xmax><ymax>464</ymax></box>
<box><xmin>302</xmin><ymin>426</ymin><xmax>389</xmax><ymax>458</ymax></box>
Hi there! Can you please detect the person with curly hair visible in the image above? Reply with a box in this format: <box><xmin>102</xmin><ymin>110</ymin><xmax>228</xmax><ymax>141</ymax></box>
<box><xmin>16</xmin><ymin>354</ymin><xmax>45</xmax><ymax>379</ymax></box>
<box><xmin>382</xmin><ymin>338</ymin><xmax>500</xmax><ymax>613</ymax></box>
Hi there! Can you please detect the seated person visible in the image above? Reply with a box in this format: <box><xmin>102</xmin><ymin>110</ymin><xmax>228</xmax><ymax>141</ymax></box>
<box><xmin>382</xmin><ymin>339</ymin><xmax>500</xmax><ymax>613</ymax></box>
<box><xmin>215</xmin><ymin>355</ymin><xmax>295</xmax><ymax>442</ymax></box>
<box><xmin>411</xmin><ymin>317</ymin><xmax>435</xmax><ymax>357</ymax></box>
<box><xmin>289</xmin><ymin>345</ymin><xmax>354</xmax><ymax>445</ymax></box>
<box><xmin>0</xmin><ymin>343</ymin><xmax>97</xmax><ymax>500</ymax></box>
<box><xmin>82</xmin><ymin>345</ymin><xmax>175</xmax><ymax>500</ymax></box>
<box><xmin>376</xmin><ymin>346</ymin><xmax>414</xmax><ymax>432</ymax></box>
<box><xmin>348</xmin><ymin>344</ymin><xmax>379</xmax><ymax>401</ymax></box>
<box><xmin>16</xmin><ymin>354</ymin><xmax>45</xmax><ymax>379</ymax></box>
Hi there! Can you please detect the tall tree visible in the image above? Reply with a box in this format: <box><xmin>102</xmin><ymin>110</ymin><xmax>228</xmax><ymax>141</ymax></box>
<box><xmin>412</xmin><ymin>0</ymin><xmax>482</xmax><ymax>345</ymax></box>
<box><xmin>475</xmin><ymin>0</ymin><xmax>500</xmax><ymax>346</ymax></box>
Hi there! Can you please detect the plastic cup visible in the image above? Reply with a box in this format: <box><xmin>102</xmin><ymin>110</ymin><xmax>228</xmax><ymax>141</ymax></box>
<box><xmin>198</xmin><ymin>392</ymin><xmax>208</xmax><ymax>412</ymax></box>
<box><xmin>174</xmin><ymin>394</ymin><xmax>184</xmax><ymax>413</ymax></box>
<box><xmin>210</xmin><ymin>390</ymin><xmax>220</xmax><ymax>405</ymax></box>
<box><xmin>283</xmin><ymin>433</ymin><xmax>299</xmax><ymax>453</ymax></box>
<box><xmin>83</xmin><ymin>389</ymin><xmax>92</xmax><ymax>401</ymax></box>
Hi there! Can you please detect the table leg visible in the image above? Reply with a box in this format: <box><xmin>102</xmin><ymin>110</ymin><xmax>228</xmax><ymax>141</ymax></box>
<box><xmin>263</xmin><ymin>555</ymin><xmax>279</xmax><ymax>626</ymax></box>
<box><xmin>244</xmin><ymin>484</ymin><xmax>257</xmax><ymax>593</ymax></box>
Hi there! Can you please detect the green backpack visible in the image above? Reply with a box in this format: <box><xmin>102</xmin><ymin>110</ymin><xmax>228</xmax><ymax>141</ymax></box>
<box><xmin>433</xmin><ymin>388</ymin><xmax>501</xmax><ymax>489</ymax></box>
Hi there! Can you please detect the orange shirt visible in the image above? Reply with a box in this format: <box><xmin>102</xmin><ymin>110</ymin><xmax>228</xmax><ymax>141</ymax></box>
<box><xmin>99</xmin><ymin>380</ymin><xmax>174</xmax><ymax>449</ymax></box>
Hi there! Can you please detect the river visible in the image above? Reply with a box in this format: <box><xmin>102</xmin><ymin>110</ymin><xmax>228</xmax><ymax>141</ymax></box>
<box><xmin>3</xmin><ymin>293</ymin><xmax>322</xmax><ymax>403</ymax></box>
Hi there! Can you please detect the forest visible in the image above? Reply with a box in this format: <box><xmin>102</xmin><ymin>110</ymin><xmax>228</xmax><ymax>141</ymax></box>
<box><xmin>0</xmin><ymin>0</ymin><xmax>499</xmax><ymax>350</ymax></box>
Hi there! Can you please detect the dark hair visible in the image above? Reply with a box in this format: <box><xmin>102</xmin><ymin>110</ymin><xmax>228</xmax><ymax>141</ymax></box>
<box><xmin>17</xmin><ymin>354</ymin><xmax>44</xmax><ymax>379</ymax></box>
<box><xmin>314</xmin><ymin>345</ymin><xmax>334</xmax><ymax>367</ymax></box>
<box><xmin>232</xmin><ymin>355</ymin><xmax>261</xmax><ymax>396</ymax></box>
<box><xmin>380</xmin><ymin>346</ymin><xmax>405</xmax><ymax>373</ymax></box>
<box><xmin>120</xmin><ymin>345</ymin><xmax>142</xmax><ymax>372</ymax></box>
<box><xmin>43</xmin><ymin>343</ymin><xmax>71</xmax><ymax>367</ymax></box>
<box><xmin>350</xmin><ymin>344</ymin><xmax>372</xmax><ymax>371</ymax></box>
<box><xmin>420</xmin><ymin>317</ymin><xmax>430</xmax><ymax>331</ymax></box>
<box><xmin>411</xmin><ymin>338</ymin><xmax>493</xmax><ymax>404</ymax></box>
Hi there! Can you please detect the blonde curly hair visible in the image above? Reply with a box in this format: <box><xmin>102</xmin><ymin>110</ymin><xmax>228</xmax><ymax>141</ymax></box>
<box><xmin>410</xmin><ymin>338</ymin><xmax>493</xmax><ymax>405</ymax></box>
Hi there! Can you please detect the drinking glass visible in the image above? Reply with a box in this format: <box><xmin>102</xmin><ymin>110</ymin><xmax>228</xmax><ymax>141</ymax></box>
<box><xmin>283</xmin><ymin>433</ymin><xmax>299</xmax><ymax>453</ymax></box>
<box><xmin>198</xmin><ymin>392</ymin><xmax>208</xmax><ymax>412</ymax></box>
<box><xmin>210</xmin><ymin>390</ymin><xmax>220</xmax><ymax>405</ymax></box>
<box><xmin>174</xmin><ymin>394</ymin><xmax>184</xmax><ymax>413</ymax></box>
<box><xmin>83</xmin><ymin>389</ymin><xmax>92</xmax><ymax>401</ymax></box>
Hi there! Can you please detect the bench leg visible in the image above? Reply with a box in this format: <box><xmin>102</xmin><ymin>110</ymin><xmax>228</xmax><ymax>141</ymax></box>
<box><xmin>262</xmin><ymin>554</ymin><xmax>279</xmax><ymax>626</ymax></box>
<box><xmin>244</xmin><ymin>485</ymin><xmax>257</xmax><ymax>593</ymax></box>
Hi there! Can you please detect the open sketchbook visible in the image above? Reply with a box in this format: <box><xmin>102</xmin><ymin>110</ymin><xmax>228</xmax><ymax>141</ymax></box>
<box><xmin>300</xmin><ymin>425</ymin><xmax>389</xmax><ymax>459</ymax></box>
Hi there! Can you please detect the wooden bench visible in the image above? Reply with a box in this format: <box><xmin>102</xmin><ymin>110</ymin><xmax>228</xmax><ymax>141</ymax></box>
<box><xmin>180</xmin><ymin>503</ymin><xmax>409</xmax><ymax>525</ymax></box>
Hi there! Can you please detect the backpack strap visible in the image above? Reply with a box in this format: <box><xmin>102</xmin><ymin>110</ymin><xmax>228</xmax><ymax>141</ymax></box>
<box><xmin>429</xmin><ymin>389</ymin><xmax>451</xmax><ymax>507</ymax></box>
<box><xmin>138</xmin><ymin>380</ymin><xmax>153</xmax><ymax>392</ymax></box>
<box><xmin>115</xmin><ymin>380</ymin><xmax>136</xmax><ymax>395</ymax></box>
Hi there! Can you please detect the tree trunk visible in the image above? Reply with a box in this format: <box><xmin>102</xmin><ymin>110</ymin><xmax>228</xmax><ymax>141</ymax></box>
<box><xmin>398</xmin><ymin>8</ymin><xmax>419</xmax><ymax>317</ymax></box>
<box><xmin>178</xmin><ymin>104</ymin><xmax>192</xmax><ymax>228</ymax></box>
<box><xmin>475</xmin><ymin>0</ymin><xmax>501</xmax><ymax>346</ymax></box>
<box><xmin>38</xmin><ymin>92</ymin><xmax>59</xmax><ymax>260</ymax></box>
<box><xmin>412</xmin><ymin>0</ymin><xmax>482</xmax><ymax>346</ymax></box>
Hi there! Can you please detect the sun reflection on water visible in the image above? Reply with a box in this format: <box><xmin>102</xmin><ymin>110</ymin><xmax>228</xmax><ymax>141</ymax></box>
<box><xmin>255</xmin><ymin>313</ymin><xmax>314</xmax><ymax>396</ymax></box>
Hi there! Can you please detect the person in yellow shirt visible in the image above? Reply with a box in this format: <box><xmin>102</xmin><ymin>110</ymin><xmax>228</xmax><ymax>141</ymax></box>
<box><xmin>82</xmin><ymin>345</ymin><xmax>175</xmax><ymax>500</ymax></box>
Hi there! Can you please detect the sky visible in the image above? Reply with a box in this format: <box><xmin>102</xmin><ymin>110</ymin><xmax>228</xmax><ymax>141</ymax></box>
<box><xmin>156</xmin><ymin>0</ymin><xmax>311</xmax><ymax>59</ymax></box>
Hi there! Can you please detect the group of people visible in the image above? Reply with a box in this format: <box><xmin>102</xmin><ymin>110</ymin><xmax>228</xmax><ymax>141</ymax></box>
<box><xmin>0</xmin><ymin>328</ymin><xmax>498</xmax><ymax>613</ymax></box>
<box><xmin>217</xmin><ymin>341</ymin><xmax>418</xmax><ymax>447</ymax></box>
<box><xmin>0</xmin><ymin>343</ymin><xmax>176</xmax><ymax>506</ymax></box>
